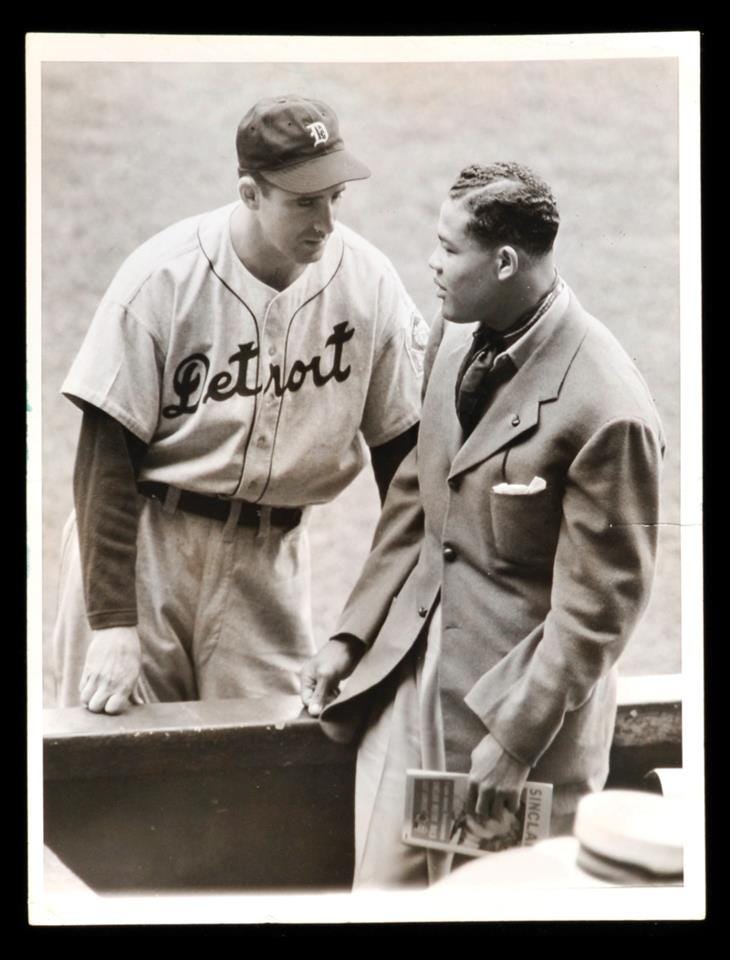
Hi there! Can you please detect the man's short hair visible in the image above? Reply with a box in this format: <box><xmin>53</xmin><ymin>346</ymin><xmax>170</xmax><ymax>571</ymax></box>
<box><xmin>449</xmin><ymin>162</ymin><xmax>559</xmax><ymax>257</ymax></box>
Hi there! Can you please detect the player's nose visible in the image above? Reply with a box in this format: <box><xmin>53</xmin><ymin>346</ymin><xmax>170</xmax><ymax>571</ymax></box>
<box><xmin>314</xmin><ymin>200</ymin><xmax>336</xmax><ymax>236</ymax></box>
<box><xmin>428</xmin><ymin>247</ymin><xmax>442</xmax><ymax>273</ymax></box>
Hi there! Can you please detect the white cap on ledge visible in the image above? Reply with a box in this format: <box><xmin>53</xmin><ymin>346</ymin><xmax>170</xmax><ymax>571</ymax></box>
<box><xmin>574</xmin><ymin>789</ymin><xmax>684</xmax><ymax>879</ymax></box>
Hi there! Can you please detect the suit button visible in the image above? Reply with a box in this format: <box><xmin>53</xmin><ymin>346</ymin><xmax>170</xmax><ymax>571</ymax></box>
<box><xmin>448</xmin><ymin>476</ymin><xmax>460</xmax><ymax>491</ymax></box>
<box><xmin>418</xmin><ymin>606</ymin><xmax>428</xmax><ymax>618</ymax></box>
<box><xmin>443</xmin><ymin>544</ymin><xmax>457</xmax><ymax>563</ymax></box>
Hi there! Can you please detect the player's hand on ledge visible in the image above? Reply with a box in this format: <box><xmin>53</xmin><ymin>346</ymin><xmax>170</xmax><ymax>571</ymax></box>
<box><xmin>79</xmin><ymin>626</ymin><xmax>143</xmax><ymax>715</ymax></box>
<box><xmin>468</xmin><ymin>732</ymin><xmax>531</xmax><ymax>821</ymax></box>
<box><xmin>300</xmin><ymin>635</ymin><xmax>365</xmax><ymax>718</ymax></box>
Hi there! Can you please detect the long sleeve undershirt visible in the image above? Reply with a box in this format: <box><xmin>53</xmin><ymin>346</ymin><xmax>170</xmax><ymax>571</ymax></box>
<box><xmin>74</xmin><ymin>406</ymin><xmax>418</xmax><ymax>631</ymax></box>
<box><xmin>73</xmin><ymin>405</ymin><xmax>147</xmax><ymax>630</ymax></box>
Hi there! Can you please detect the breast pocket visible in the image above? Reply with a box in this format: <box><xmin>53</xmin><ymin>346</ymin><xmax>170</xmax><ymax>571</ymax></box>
<box><xmin>489</xmin><ymin>486</ymin><xmax>561</xmax><ymax>566</ymax></box>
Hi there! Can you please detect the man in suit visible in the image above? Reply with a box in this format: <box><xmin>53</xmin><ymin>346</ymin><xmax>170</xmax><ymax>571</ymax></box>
<box><xmin>299</xmin><ymin>162</ymin><xmax>665</xmax><ymax>888</ymax></box>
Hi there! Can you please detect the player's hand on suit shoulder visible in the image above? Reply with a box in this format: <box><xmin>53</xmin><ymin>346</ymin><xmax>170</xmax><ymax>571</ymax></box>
<box><xmin>300</xmin><ymin>635</ymin><xmax>365</xmax><ymax>718</ymax></box>
<box><xmin>80</xmin><ymin>626</ymin><xmax>143</xmax><ymax>715</ymax></box>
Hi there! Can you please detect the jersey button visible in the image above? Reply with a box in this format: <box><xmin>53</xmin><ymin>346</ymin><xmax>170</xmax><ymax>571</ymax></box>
<box><xmin>268</xmin><ymin>345</ymin><xmax>277</xmax><ymax>356</ymax></box>
<box><xmin>443</xmin><ymin>544</ymin><xmax>457</xmax><ymax>563</ymax></box>
<box><xmin>256</xmin><ymin>435</ymin><xmax>267</xmax><ymax>447</ymax></box>
<box><xmin>417</xmin><ymin>605</ymin><xmax>428</xmax><ymax>618</ymax></box>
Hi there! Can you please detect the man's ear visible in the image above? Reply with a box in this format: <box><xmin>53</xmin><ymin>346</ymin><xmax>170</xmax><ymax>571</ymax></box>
<box><xmin>496</xmin><ymin>245</ymin><xmax>519</xmax><ymax>280</ymax></box>
<box><xmin>238</xmin><ymin>175</ymin><xmax>260</xmax><ymax>210</ymax></box>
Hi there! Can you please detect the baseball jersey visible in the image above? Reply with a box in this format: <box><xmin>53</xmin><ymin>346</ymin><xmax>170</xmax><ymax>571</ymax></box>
<box><xmin>63</xmin><ymin>202</ymin><xmax>428</xmax><ymax>507</ymax></box>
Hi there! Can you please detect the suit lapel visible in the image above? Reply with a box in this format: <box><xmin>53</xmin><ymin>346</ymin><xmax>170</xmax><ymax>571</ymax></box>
<box><xmin>448</xmin><ymin>290</ymin><xmax>589</xmax><ymax>480</ymax></box>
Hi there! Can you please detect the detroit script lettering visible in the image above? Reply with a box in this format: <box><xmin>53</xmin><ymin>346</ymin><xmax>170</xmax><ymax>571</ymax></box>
<box><xmin>163</xmin><ymin>321</ymin><xmax>354</xmax><ymax>419</ymax></box>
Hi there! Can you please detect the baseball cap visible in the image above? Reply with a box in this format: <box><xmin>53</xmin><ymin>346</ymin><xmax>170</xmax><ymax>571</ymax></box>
<box><xmin>236</xmin><ymin>95</ymin><xmax>371</xmax><ymax>193</ymax></box>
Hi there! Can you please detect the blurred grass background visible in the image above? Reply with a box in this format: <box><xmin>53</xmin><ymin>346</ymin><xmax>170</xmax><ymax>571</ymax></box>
<box><xmin>40</xmin><ymin>58</ymin><xmax>680</xmax><ymax>700</ymax></box>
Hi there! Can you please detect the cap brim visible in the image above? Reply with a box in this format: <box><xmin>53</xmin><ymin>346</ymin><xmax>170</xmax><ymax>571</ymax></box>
<box><xmin>260</xmin><ymin>149</ymin><xmax>371</xmax><ymax>193</ymax></box>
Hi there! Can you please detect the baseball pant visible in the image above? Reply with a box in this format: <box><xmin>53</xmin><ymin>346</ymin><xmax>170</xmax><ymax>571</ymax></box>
<box><xmin>51</xmin><ymin>496</ymin><xmax>314</xmax><ymax>717</ymax></box>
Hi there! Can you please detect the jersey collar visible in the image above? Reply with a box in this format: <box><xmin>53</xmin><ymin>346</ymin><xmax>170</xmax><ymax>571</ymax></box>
<box><xmin>197</xmin><ymin>203</ymin><xmax>345</xmax><ymax>315</ymax></box>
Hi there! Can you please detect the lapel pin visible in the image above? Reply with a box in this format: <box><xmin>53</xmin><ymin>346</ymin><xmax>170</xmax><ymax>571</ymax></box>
<box><xmin>511</xmin><ymin>414</ymin><xmax>521</xmax><ymax>427</ymax></box>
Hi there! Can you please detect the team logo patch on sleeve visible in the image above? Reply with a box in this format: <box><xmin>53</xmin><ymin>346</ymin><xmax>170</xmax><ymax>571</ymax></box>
<box><xmin>405</xmin><ymin>313</ymin><xmax>430</xmax><ymax>375</ymax></box>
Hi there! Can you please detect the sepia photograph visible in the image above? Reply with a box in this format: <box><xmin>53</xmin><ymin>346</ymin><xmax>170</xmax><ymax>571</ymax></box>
<box><xmin>26</xmin><ymin>32</ymin><xmax>703</xmax><ymax>925</ymax></box>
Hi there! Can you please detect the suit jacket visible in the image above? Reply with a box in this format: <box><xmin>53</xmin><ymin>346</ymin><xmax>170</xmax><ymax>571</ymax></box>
<box><xmin>321</xmin><ymin>284</ymin><xmax>665</xmax><ymax>789</ymax></box>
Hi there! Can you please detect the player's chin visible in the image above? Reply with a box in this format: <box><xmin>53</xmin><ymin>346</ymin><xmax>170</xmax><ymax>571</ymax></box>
<box><xmin>298</xmin><ymin>239</ymin><xmax>328</xmax><ymax>262</ymax></box>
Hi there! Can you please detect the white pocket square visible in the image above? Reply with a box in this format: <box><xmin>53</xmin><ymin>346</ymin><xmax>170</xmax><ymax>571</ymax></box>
<box><xmin>492</xmin><ymin>476</ymin><xmax>546</xmax><ymax>496</ymax></box>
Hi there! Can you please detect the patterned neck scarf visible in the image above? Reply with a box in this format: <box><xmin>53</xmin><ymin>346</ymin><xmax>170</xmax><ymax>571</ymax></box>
<box><xmin>455</xmin><ymin>275</ymin><xmax>561</xmax><ymax>438</ymax></box>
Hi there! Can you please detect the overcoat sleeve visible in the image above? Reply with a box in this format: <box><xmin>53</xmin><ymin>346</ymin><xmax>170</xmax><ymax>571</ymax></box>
<box><xmin>464</xmin><ymin>415</ymin><xmax>664</xmax><ymax>767</ymax></box>
<box><xmin>334</xmin><ymin>312</ymin><xmax>446</xmax><ymax>646</ymax></box>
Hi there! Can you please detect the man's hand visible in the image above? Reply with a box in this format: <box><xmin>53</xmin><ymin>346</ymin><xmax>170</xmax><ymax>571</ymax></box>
<box><xmin>468</xmin><ymin>733</ymin><xmax>531</xmax><ymax>821</ymax></box>
<box><xmin>300</xmin><ymin>635</ymin><xmax>365</xmax><ymax>717</ymax></box>
<box><xmin>79</xmin><ymin>626</ymin><xmax>143</xmax><ymax>715</ymax></box>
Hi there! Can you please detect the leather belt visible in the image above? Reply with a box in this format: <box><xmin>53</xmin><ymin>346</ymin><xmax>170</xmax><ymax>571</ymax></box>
<box><xmin>138</xmin><ymin>481</ymin><xmax>302</xmax><ymax>531</ymax></box>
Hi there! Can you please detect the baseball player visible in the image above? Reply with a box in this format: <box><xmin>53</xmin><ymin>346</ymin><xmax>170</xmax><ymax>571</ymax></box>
<box><xmin>52</xmin><ymin>95</ymin><xmax>428</xmax><ymax>717</ymax></box>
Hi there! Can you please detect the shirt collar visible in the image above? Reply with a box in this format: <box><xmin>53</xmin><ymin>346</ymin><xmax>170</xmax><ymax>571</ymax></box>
<box><xmin>504</xmin><ymin>275</ymin><xmax>566</xmax><ymax>370</ymax></box>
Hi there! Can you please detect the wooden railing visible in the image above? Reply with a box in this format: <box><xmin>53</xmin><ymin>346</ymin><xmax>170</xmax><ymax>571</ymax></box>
<box><xmin>607</xmin><ymin>674</ymin><xmax>683</xmax><ymax>788</ymax></box>
<box><xmin>43</xmin><ymin>675</ymin><xmax>682</xmax><ymax>893</ymax></box>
